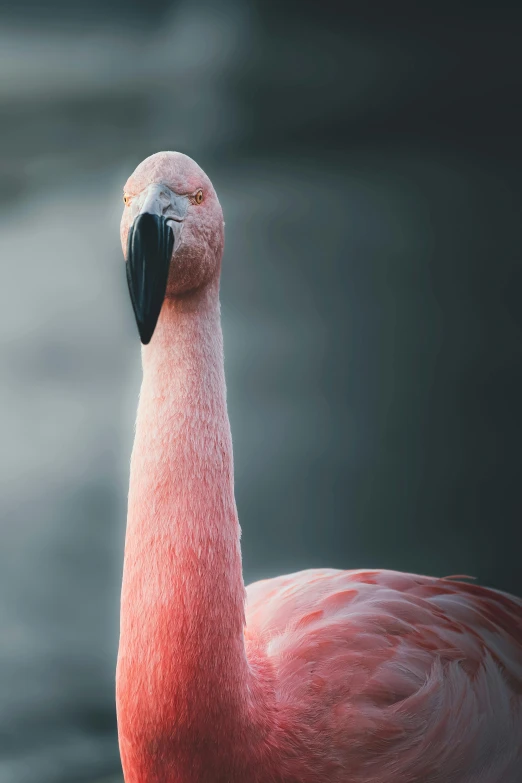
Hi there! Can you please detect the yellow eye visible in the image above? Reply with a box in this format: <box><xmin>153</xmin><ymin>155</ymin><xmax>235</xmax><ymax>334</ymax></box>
<box><xmin>123</xmin><ymin>193</ymin><xmax>131</xmax><ymax>206</ymax></box>
<box><xmin>195</xmin><ymin>189</ymin><xmax>203</xmax><ymax>205</ymax></box>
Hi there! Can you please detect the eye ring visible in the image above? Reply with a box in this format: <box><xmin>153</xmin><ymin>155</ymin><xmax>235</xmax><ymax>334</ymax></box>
<box><xmin>194</xmin><ymin>189</ymin><xmax>203</xmax><ymax>205</ymax></box>
<box><xmin>123</xmin><ymin>194</ymin><xmax>131</xmax><ymax>206</ymax></box>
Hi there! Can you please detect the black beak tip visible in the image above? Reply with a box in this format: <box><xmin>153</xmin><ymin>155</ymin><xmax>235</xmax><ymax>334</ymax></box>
<box><xmin>126</xmin><ymin>213</ymin><xmax>174</xmax><ymax>345</ymax></box>
<box><xmin>139</xmin><ymin>327</ymin><xmax>153</xmax><ymax>346</ymax></box>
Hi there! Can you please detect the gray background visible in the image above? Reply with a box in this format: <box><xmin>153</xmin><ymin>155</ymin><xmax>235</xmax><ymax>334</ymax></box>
<box><xmin>0</xmin><ymin>1</ymin><xmax>521</xmax><ymax>781</ymax></box>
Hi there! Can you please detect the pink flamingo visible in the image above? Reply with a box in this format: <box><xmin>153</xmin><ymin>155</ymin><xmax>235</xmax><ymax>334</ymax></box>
<box><xmin>116</xmin><ymin>151</ymin><xmax>522</xmax><ymax>783</ymax></box>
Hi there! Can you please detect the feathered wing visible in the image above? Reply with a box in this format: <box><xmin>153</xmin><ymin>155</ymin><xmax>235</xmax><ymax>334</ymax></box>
<box><xmin>245</xmin><ymin>569</ymin><xmax>522</xmax><ymax>783</ymax></box>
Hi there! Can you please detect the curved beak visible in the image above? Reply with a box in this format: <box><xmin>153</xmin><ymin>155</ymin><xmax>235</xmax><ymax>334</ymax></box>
<box><xmin>126</xmin><ymin>184</ymin><xmax>188</xmax><ymax>345</ymax></box>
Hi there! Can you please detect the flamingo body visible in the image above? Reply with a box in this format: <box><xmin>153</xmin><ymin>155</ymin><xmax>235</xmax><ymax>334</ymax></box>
<box><xmin>245</xmin><ymin>568</ymin><xmax>522</xmax><ymax>781</ymax></box>
<box><xmin>116</xmin><ymin>151</ymin><xmax>522</xmax><ymax>783</ymax></box>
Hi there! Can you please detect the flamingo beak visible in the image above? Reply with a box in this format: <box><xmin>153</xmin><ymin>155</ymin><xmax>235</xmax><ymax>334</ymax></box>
<box><xmin>126</xmin><ymin>185</ymin><xmax>188</xmax><ymax>345</ymax></box>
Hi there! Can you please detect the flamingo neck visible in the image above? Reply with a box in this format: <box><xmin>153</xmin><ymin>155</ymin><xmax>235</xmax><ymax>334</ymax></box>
<box><xmin>117</xmin><ymin>281</ymin><xmax>252</xmax><ymax>781</ymax></box>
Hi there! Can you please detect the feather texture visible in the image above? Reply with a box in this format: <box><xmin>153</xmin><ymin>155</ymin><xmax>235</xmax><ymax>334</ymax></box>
<box><xmin>245</xmin><ymin>568</ymin><xmax>522</xmax><ymax>781</ymax></box>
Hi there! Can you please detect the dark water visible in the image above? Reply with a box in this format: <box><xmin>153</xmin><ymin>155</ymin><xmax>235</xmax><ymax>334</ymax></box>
<box><xmin>0</xmin><ymin>2</ymin><xmax>521</xmax><ymax>780</ymax></box>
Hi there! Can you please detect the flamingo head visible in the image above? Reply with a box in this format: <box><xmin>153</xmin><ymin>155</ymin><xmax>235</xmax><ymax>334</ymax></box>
<box><xmin>120</xmin><ymin>151</ymin><xmax>224</xmax><ymax>344</ymax></box>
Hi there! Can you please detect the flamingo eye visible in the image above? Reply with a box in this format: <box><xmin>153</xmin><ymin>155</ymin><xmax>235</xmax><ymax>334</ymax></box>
<box><xmin>123</xmin><ymin>194</ymin><xmax>132</xmax><ymax>206</ymax></box>
<box><xmin>194</xmin><ymin>189</ymin><xmax>203</xmax><ymax>205</ymax></box>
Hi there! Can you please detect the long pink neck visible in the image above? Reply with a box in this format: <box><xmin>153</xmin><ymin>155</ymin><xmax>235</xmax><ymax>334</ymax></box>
<box><xmin>116</xmin><ymin>282</ymin><xmax>254</xmax><ymax>782</ymax></box>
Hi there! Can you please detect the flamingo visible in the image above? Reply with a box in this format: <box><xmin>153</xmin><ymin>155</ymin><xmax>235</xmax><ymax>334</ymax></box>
<box><xmin>116</xmin><ymin>151</ymin><xmax>522</xmax><ymax>783</ymax></box>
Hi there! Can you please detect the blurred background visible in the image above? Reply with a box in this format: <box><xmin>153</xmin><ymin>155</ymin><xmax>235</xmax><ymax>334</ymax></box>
<box><xmin>0</xmin><ymin>1</ymin><xmax>521</xmax><ymax>781</ymax></box>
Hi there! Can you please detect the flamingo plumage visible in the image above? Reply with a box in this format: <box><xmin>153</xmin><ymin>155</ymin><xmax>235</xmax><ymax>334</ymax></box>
<box><xmin>116</xmin><ymin>151</ymin><xmax>522</xmax><ymax>783</ymax></box>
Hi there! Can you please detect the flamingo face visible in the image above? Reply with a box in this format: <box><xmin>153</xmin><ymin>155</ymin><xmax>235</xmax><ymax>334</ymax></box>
<box><xmin>120</xmin><ymin>151</ymin><xmax>225</xmax><ymax>343</ymax></box>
